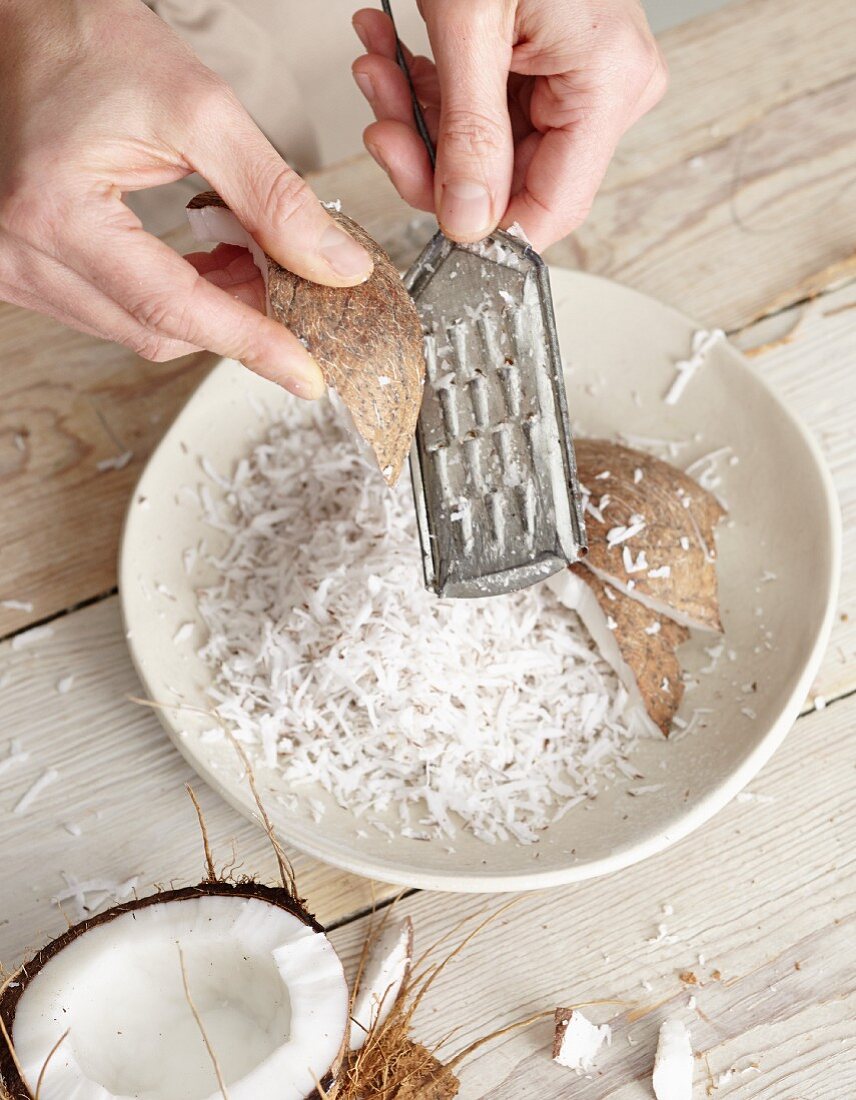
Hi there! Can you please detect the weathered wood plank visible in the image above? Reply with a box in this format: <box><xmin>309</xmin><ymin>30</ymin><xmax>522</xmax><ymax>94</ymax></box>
<box><xmin>2</xmin><ymin>598</ymin><xmax>853</xmax><ymax>1098</ymax></box>
<box><xmin>0</xmin><ymin>232</ymin><xmax>213</xmax><ymax>637</ymax></box>
<box><xmin>327</xmin><ymin>697</ymin><xmax>856</xmax><ymax>1099</ymax></box>
<box><xmin>1</xmin><ymin>0</ymin><xmax>853</xmax><ymax>632</ymax></box>
<box><xmin>0</xmin><ymin>596</ymin><xmax>390</xmax><ymax>965</ymax></box>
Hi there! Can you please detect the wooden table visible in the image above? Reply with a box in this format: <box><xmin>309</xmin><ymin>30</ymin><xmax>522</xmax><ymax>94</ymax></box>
<box><xmin>1</xmin><ymin>0</ymin><xmax>854</xmax><ymax>1094</ymax></box>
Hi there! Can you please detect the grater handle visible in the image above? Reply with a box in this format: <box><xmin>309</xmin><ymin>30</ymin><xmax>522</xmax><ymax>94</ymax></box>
<box><xmin>380</xmin><ymin>0</ymin><xmax>436</xmax><ymax>168</ymax></box>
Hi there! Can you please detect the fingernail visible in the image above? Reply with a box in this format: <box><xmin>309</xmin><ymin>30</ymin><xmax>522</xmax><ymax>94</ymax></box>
<box><xmin>284</xmin><ymin>365</ymin><xmax>326</xmax><ymax>401</ymax></box>
<box><xmin>352</xmin><ymin>17</ymin><xmax>371</xmax><ymax>50</ymax></box>
<box><xmin>365</xmin><ymin>142</ymin><xmax>390</xmax><ymax>175</ymax></box>
<box><xmin>353</xmin><ymin>71</ymin><xmax>375</xmax><ymax>102</ymax></box>
<box><xmin>439</xmin><ymin>180</ymin><xmax>492</xmax><ymax>240</ymax></box>
<box><xmin>320</xmin><ymin>223</ymin><xmax>373</xmax><ymax>279</ymax></box>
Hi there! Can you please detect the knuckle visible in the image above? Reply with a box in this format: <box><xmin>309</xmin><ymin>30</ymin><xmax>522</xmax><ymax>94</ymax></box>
<box><xmin>605</xmin><ymin>20</ymin><xmax>668</xmax><ymax>96</ymax></box>
<box><xmin>256</xmin><ymin>168</ymin><xmax>314</xmax><ymax>230</ymax></box>
<box><xmin>183</xmin><ymin>70</ymin><xmax>235</xmax><ymax>132</ymax></box>
<box><xmin>127</xmin><ymin>330</ymin><xmax>176</xmax><ymax>362</ymax></box>
<box><xmin>441</xmin><ymin>109</ymin><xmax>506</xmax><ymax>160</ymax></box>
<box><xmin>127</xmin><ymin>289</ymin><xmax>195</xmax><ymax>345</ymax></box>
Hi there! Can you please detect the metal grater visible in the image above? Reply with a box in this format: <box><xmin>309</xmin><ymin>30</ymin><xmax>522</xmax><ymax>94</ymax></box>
<box><xmin>382</xmin><ymin>1</ymin><xmax>587</xmax><ymax>598</ymax></box>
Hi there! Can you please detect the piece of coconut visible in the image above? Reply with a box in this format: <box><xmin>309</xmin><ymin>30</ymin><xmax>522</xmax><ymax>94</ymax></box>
<box><xmin>350</xmin><ymin>917</ymin><xmax>413</xmax><ymax>1052</ymax></box>
<box><xmin>552</xmin><ymin>1008</ymin><xmax>612</xmax><ymax>1072</ymax></box>
<box><xmin>652</xmin><ymin>1018</ymin><xmax>694</xmax><ymax>1100</ymax></box>
<box><xmin>187</xmin><ymin>192</ymin><xmax>424</xmax><ymax>485</ymax></box>
<box><xmin>0</xmin><ymin>883</ymin><xmax>349</xmax><ymax>1100</ymax></box>
<box><xmin>576</xmin><ymin>439</ymin><xmax>725</xmax><ymax>632</ymax></box>
<box><xmin>549</xmin><ymin>565</ymin><xmax>689</xmax><ymax>737</ymax></box>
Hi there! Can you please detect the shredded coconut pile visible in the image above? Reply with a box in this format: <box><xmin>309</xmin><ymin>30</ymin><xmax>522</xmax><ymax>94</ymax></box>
<box><xmin>194</xmin><ymin>402</ymin><xmax>647</xmax><ymax>845</ymax></box>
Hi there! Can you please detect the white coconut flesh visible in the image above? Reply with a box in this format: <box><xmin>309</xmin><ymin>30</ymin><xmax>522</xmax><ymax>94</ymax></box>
<box><xmin>11</xmin><ymin>894</ymin><xmax>348</xmax><ymax>1100</ymax></box>
<box><xmin>350</xmin><ymin>918</ymin><xmax>412</xmax><ymax>1053</ymax></box>
<box><xmin>547</xmin><ymin>569</ymin><xmax>663</xmax><ymax>739</ymax></box>
<box><xmin>584</xmin><ymin>562</ymin><xmax>716</xmax><ymax>633</ymax></box>
<box><xmin>187</xmin><ymin>206</ymin><xmax>271</xmax><ymax>301</ymax></box>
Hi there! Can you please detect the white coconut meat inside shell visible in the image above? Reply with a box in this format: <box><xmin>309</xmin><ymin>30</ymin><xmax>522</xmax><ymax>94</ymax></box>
<box><xmin>187</xmin><ymin>203</ymin><xmax>271</xmax><ymax>303</ymax></box>
<box><xmin>350</xmin><ymin>918</ymin><xmax>413</xmax><ymax>1053</ymax></box>
<box><xmin>10</xmin><ymin>893</ymin><xmax>349</xmax><ymax>1100</ymax></box>
<box><xmin>548</xmin><ymin>566</ymin><xmax>689</xmax><ymax>738</ymax></box>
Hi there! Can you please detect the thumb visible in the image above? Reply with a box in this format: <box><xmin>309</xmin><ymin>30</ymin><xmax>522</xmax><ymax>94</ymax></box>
<box><xmin>423</xmin><ymin>0</ymin><xmax>515</xmax><ymax>242</ymax></box>
<box><xmin>188</xmin><ymin>87</ymin><xmax>373</xmax><ymax>287</ymax></box>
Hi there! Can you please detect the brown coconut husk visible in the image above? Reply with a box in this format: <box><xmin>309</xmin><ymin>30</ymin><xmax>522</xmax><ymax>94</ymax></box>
<box><xmin>187</xmin><ymin>192</ymin><xmax>425</xmax><ymax>485</ymax></box>
<box><xmin>569</xmin><ymin>564</ymin><xmax>689</xmax><ymax>737</ymax></box>
<box><xmin>576</xmin><ymin>439</ymin><xmax>725</xmax><ymax>632</ymax></box>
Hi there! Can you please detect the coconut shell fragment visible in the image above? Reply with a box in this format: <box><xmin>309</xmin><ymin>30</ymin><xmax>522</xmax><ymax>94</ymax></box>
<box><xmin>569</xmin><ymin>564</ymin><xmax>689</xmax><ymax>737</ymax></box>
<box><xmin>187</xmin><ymin>191</ymin><xmax>425</xmax><ymax>485</ymax></box>
<box><xmin>576</xmin><ymin>439</ymin><xmax>726</xmax><ymax>632</ymax></box>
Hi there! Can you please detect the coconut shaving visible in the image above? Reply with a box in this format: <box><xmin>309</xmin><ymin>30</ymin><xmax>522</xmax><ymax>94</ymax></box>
<box><xmin>192</xmin><ymin>401</ymin><xmax>651</xmax><ymax>845</ymax></box>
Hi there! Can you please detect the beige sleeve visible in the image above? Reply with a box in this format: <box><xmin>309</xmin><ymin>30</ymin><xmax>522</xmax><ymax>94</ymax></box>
<box><xmin>151</xmin><ymin>0</ymin><xmax>320</xmax><ymax>173</ymax></box>
<box><xmin>149</xmin><ymin>0</ymin><xmax>431</xmax><ymax>171</ymax></box>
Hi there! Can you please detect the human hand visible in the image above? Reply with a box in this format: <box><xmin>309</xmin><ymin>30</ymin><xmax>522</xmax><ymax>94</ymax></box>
<box><xmin>352</xmin><ymin>0</ymin><xmax>667</xmax><ymax>251</ymax></box>
<box><xmin>0</xmin><ymin>0</ymin><xmax>374</xmax><ymax>399</ymax></box>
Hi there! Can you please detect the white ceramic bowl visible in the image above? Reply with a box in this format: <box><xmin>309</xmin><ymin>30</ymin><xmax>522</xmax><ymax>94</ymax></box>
<box><xmin>119</xmin><ymin>269</ymin><xmax>840</xmax><ymax>892</ymax></box>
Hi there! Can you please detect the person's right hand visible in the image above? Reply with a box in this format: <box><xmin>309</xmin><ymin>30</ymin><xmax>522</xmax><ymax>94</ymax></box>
<box><xmin>0</xmin><ymin>0</ymin><xmax>373</xmax><ymax>399</ymax></box>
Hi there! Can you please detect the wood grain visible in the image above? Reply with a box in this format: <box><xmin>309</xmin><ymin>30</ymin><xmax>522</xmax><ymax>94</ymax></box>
<box><xmin>0</xmin><ymin>229</ymin><xmax>212</xmax><ymax>636</ymax></box>
<box><xmin>0</xmin><ymin>0</ymin><xmax>854</xmax><ymax>636</ymax></box>
<box><xmin>0</xmin><ymin>596</ymin><xmax>391</xmax><ymax>966</ymax></box>
<box><xmin>328</xmin><ymin>697</ymin><xmax>856</xmax><ymax>1098</ymax></box>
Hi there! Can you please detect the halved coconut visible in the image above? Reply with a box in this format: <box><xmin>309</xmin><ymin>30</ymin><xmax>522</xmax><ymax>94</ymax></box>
<box><xmin>576</xmin><ymin>439</ymin><xmax>725</xmax><ymax>632</ymax></box>
<box><xmin>549</xmin><ymin>565</ymin><xmax>689</xmax><ymax>737</ymax></box>
<box><xmin>0</xmin><ymin>883</ymin><xmax>349</xmax><ymax>1100</ymax></box>
<box><xmin>187</xmin><ymin>192</ymin><xmax>425</xmax><ymax>485</ymax></box>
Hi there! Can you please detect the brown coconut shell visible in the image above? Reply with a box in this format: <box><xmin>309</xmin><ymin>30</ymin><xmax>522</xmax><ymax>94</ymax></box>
<box><xmin>576</xmin><ymin>439</ymin><xmax>726</xmax><ymax>632</ymax></box>
<box><xmin>187</xmin><ymin>192</ymin><xmax>425</xmax><ymax>485</ymax></box>
<box><xmin>570</xmin><ymin>564</ymin><xmax>689</xmax><ymax>737</ymax></box>
<box><xmin>0</xmin><ymin>881</ymin><xmax>345</xmax><ymax>1100</ymax></box>
<box><xmin>551</xmin><ymin>1007</ymin><xmax>574</xmax><ymax>1061</ymax></box>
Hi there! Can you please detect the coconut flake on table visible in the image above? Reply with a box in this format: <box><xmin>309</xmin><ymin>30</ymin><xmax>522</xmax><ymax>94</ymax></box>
<box><xmin>13</xmin><ymin>767</ymin><xmax>60</xmax><ymax>815</ymax></box>
<box><xmin>96</xmin><ymin>450</ymin><xmax>133</xmax><ymax>472</ymax></box>
<box><xmin>653</xmin><ymin>1019</ymin><xmax>694</xmax><ymax>1100</ymax></box>
<box><xmin>0</xmin><ymin>739</ymin><xmax>29</xmax><ymax>778</ymax></box>
<box><xmin>51</xmin><ymin>873</ymin><xmax>140</xmax><ymax>921</ymax></box>
<box><xmin>1</xmin><ymin>599</ymin><xmax>33</xmax><ymax>613</ymax></box>
<box><xmin>553</xmin><ymin>1009</ymin><xmax>612</xmax><ymax>1072</ymax></box>
<box><xmin>194</xmin><ymin>402</ymin><xmax>646</xmax><ymax>844</ymax></box>
<box><xmin>10</xmin><ymin>624</ymin><xmax>53</xmax><ymax>651</ymax></box>
<box><xmin>56</xmin><ymin>674</ymin><xmax>75</xmax><ymax>694</ymax></box>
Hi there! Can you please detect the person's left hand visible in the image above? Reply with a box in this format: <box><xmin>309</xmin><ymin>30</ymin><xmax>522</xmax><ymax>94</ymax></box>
<box><xmin>352</xmin><ymin>0</ymin><xmax>667</xmax><ymax>251</ymax></box>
